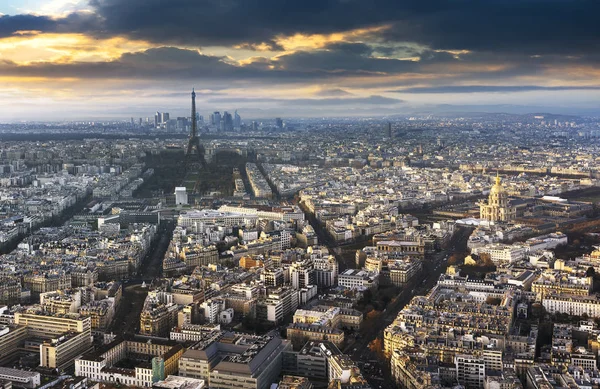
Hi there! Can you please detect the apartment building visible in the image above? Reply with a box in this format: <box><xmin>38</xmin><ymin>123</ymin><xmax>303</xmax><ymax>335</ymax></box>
<box><xmin>179</xmin><ymin>331</ymin><xmax>291</xmax><ymax>389</ymax></box>
<box><xmin>40</xmin><ymin>331</ymin><xmax>93</xmax><ymax>370</ymax></box>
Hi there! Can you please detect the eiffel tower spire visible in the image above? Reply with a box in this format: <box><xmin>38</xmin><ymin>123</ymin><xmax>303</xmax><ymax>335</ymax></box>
<box><xmin>191</xmin><ymin>88</ymin><xmax>197</xmax><ymax>138</ymax></box>
<box><xmin>186</xmin><ymin>88</ymin><xmax>206</xmax><ymax>170</ymax></box>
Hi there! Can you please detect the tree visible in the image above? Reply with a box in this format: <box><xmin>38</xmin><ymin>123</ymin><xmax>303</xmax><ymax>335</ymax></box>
<box><xmin>368</xmin><ymin>337</ymin><xmax>385</xmax><ymax>360</ymax></box>
<box><xmin>366</xmin><ymin>309</ymin><xmax>382</xmax><ymax>321</ymax></box>
<box><xmin>447</xmin><ymin>254</ymin><xmax>459</xmax><ymax>265</ymax></box>
<box><xmin>531</xmin><ymin>303</ymin><xmax>545</xmax><ymax>319</ymax></box>
<box><xmin>381</xmin><ymin>295</ymin><xmax>391</xmax><ymax>307</ymax></box>
<box><xmin>480</xmin><ymin>253</ymin><xmax>494</xmax><ymax>267</ymax></box>
<box><xmin>586</xmin><ymin>266</ymin><xmax>596</xmax><ymax>278</ymax></box>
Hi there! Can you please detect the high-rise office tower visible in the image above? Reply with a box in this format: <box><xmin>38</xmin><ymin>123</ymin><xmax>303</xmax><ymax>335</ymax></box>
<box><xmin>213</xmin><ymin>112</ymin><xmax>221</xmax><ymax>130</ymax></box>
<box><xmin>234</xmin><ymin>110</ymin><xmax>241</xmax><ymax>130</ymax></box>
<box><xmin>387</xmin><ymin>122</ymin><xmax>392</xmax><ymax>138</ymax></box>
<box><xmin>223</xmin><ymin>111</ymin><xmax>233</xmax><ymax>132</ymax></box>
<box><xmin>154</xmin><ymin>112</ymin><xmax>161</xmax><ymax>128</ymax></box>
<box><xmin>275</xmin><ymin>117</ymin><xmax>283</xmax><ymax>129</ymax></box>
<box><xmin>177</xmin><ymin>117</ymin><xmax>188</xmax><ymax>131</ymax></box>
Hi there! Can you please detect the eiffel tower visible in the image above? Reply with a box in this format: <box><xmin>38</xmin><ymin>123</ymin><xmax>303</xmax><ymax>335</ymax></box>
<box><xmin>185</xmin><ymin>89</ymin><xmax>206</xmax><ymax>192</ymax></box>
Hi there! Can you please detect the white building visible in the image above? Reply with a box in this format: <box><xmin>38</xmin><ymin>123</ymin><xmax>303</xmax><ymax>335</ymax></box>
<box><xmin>263</xmin><ymin>288</ymin><xmax>299</xmax><ymax>323</ymax></box>
<box><xmin>153</xmin><ymin>375</ymin><xmax>205</xmax><ymax>389</ymax></box>
<box><xmin>0</xmin><ymin>367</ymin><xmax>40</xmax><ymax>389</ymax></box>
<box><xmin>178</xmin><ymin>210</ymin><xmax>257</xmax><ymax>230</ymax></box>
<box><xmin>543</xmin><ymin>294</ymin><xmax>600</xmax><ymax>317</ymax></box>
<box><xmin>455</xmin><ymin>355</ymin><xmax>485</xmax><ymax>389</ymax></box>
<box><xmin>170</xmin><ymin>324</ymin><xmax>221</xmax><ymax>343</ymax></box>
<box><xmin>290</xmin><ymin>259</ymin><xmax>314</xmax><ymax>290</ymax></box>
<box><xmin>471</xmin><ymin>243</ymin><xmax>525</xmax><ymax>264</ymax></box>
<box><xmin>175</xmin><ymin>187</ymin><xmax>188</xmax><ymax>206</ymax></box>
<box><xmin>313</xmin><ymin>255</ymin><xmax>338</xmax><ymax>288</ymax></box>
<box><xmin>200</xmin><ymin>298</ymin><xmax>226</xmax><ymax>324</ymax></box>
<box><xmin>337</xmin><ymin>269</ymin><xmax>378</xmax><ymax>290</ymax></box>
<box><xmin>219</xmin><ymin>309</ymin><xmax>234</xmax><ymax>324</ymax></box>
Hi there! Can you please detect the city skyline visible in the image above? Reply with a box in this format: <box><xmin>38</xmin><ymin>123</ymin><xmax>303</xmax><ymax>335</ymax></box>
<box><xmin>1</xmin><ymin>0</ymin><xmax>600</xmax><ymax>120</ymax></box>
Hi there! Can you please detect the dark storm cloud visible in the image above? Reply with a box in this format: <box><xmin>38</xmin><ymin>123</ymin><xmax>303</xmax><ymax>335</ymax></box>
<box><xmin>0</xmin><ymin>44</ymin><xmax>439</xmax><ymax>81</ymax></box>
<box><xmin>0</xmin><ymin>12</ymin><xmax>100</xmax><ymax>37</ymax></box>
<box><xmin>0</xmin><ymin>47</ymin><xmax>257</xmax><ymax>80</ymax></box>
<box><xmin>396</xmin><ymin>85</ymin><xmax>600</xmax><ymax>94</ymax></box>
<box><xmin>2</xmin><ymin>0</ymin><xmax>597</xmax><ymax>57</ymax></box>
<box><xmin>0</xmin><ymin>42</ymin><xmax>593</xmax><ymax>90</ymax></box>
<box><xmin>0</xmin><ymin>42</ymin><xmax>574</xmax><ymax>89</ymax></box>
<box><xmin>273</xmin><ymin>43</ymin><xmax>420</xmax><ymax>74</ymax></box>
<box><xmin>380</xmin><ymin>1</ymin><xmax>600</xmax><ymax>55</ymax></box>
<box><xmin>86</xmin><ymin>0</ymin><xmax>600</xmax><ymax>56</ymax></box>
<box><xmin>86</xmin><ymin>0</ymin><xmax>399</xmax><ymax>47</ymax></box>
<box><xmin>0</xmin><ymin>14</ymin><xmax>55</xmax><ymax>36</ymax></box>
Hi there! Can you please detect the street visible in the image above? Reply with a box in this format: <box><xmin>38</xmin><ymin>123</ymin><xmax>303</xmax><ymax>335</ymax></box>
<box><xmin>107</xmin><ymin>221</ymin><xmax>173</xmax><ymax>335</ymax></box>
<box><xmin>349</xmin><ymin>226</ymin><xmax>474</xmax><ymax>389</ymax></box>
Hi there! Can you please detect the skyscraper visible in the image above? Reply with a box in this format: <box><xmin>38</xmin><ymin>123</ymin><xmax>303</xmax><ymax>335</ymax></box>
<box><xmin>213</xmin><ymin>112</ymin><xmax>221</xmax><ymax>130</ymax></box>
<box><xmin>160</xmin><ymin>112</ymin><xmax>170</xmax><ymax>124</ymax></box>
<box><xmin>177</xmin><ymin>117</ymin><xmax>188</xmax><ymax>131</ymax></box>
<box><xmin>387</xmin><ymin>122</ymin><xmax>393</xmax><ymax>138</ymax></box>
<box><xmin>275</xmin><ymin>117</ymin><xmax>283</xmax><ymax>129</ymax></box>
<box><xmin>154</xmin><ymin>112</ymin><xmax>161</xmax><ymax>128</ymax></box>
<box><xmin>222</xmin><ymin>111</ymin><xmax>233</xmax><ymax>132</ymax></box>
<box><xmin>234</xmin><ymin>110</ymin><xmax>241</xmax><ymax>130</ymax></box>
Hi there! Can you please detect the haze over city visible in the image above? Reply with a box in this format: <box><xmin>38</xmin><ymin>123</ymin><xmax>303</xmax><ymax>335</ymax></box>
<box><xmin>2</xmin><ymin>0</ymin><xmax>600</xmax><ymax>120</ymax></box>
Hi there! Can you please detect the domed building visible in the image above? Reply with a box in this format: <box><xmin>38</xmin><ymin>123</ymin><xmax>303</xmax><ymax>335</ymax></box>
<box><xmin>479</xmin><ymin>175</ymin><xmax>516</xmax><ymax>222</ymax></box>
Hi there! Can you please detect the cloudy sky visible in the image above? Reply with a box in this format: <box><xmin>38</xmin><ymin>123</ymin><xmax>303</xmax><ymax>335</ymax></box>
<box><xmin>1</xmin><ymin>0</ymin><xmax>600</xmax><ymax>120</ymax></box>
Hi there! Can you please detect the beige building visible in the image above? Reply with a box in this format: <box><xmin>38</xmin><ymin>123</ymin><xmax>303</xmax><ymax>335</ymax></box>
<box><xmin>79</xmin><ymin>300</ymin><xmax>115</xmax><ymax>331</ymax></box>
<box><xmin>14</xmin><ymin>311</ymin><xmax>92</xmax><ymax>370</ymax></box>
<box><xmin>22</xmin><ymin>273</ymin><xmax>71</xmax><ymax>295</ymax></box>
<box><xmin>140</xmin><ymin>303</ymin><xmax>179</xmax><ymax>337</ymax></box>
<box><xmin>480</xmin><ymin>175</ymin><xmax>516</xmax><ymax>223</ymax></box>
<box><xmin>180</xmin><ymin>246</ymin><xmax>219</xmax><ymax>268</ymax></box>
<box><xmin>532</xmin><ymin>272</ymin><xmax>592</xmax><ymax>299</ymax></box>
<box><xmin>14</xmin><ymin>311</ymin><xmax>91</xmax><ymax>339</ymax></box>
<box><xmin>0</xmin><ymin>325</ymin><xmax>28</xmax><ymax>365</ymax></box>
<box><xmin>0</xmin><ymin>278</ymin><xmax>22</xmax><ymax>306</ymax></box>
<box><xmin>389</xmin><ymin>259</ymin><xmax>422</xmax><ymax>286</ymax></box>
<box><xmin>286</xmin><ymin>323</ymin><xmax>345</xmax><ymax>347</ymax></box>
<box><xmin>40</xmin><ymin>331</ymin><xmax>93</xmax><ymax>371</ymax></box>
<box><xmin>391</xmin><ymin>350</ymin><xmax>435</xmax><ymax>389</ymax></box>
<box><xmin>292</xmin><ymin>306</ymin><xmax>362</xmax><ymax>331</ymax></box>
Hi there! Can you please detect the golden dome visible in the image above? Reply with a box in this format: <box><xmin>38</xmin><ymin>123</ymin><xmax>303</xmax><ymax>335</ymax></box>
<box><xmin>490</xmin><ymin>174</ymin><xmax>505</xmax><ymax>194</ymax></box>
